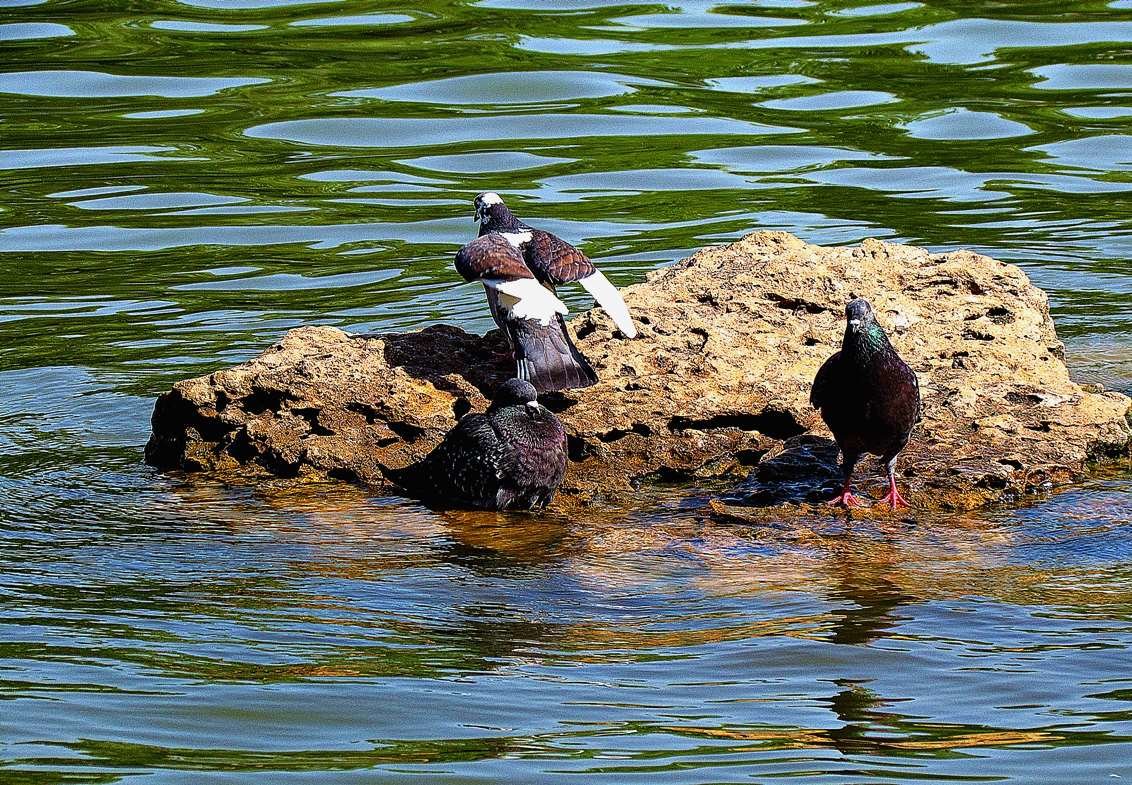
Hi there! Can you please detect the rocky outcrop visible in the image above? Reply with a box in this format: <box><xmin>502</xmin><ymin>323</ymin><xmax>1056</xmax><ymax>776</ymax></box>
<box><xmin>145</xmin><ymin>231</ymin><xmax>1131</xmax><ymax>511</ymax></box>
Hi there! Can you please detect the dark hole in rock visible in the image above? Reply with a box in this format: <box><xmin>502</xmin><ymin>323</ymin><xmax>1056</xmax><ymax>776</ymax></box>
<box><xmin>732</xmin><ymin>448</ymin><xmax>767</xmax><ymax>465</ymax></box>
<box><xmin>226</xmin><ymin>429</ymin><xmax>257</xmax><ymax>463</ymax></box>
<box><xmin>328</xmin><ymin>467</ymin><xmax>358</xmax><ymax>483</ymax></box>
<box><xmin>998</xmin><ymin>457</ymin><xmax>1024</xmax><ymax>471</ymax></box>
<box><xmin>641</xmin><ymin>465</ymin><xmax>695</xmax><ymax>483</ymax></box>
<box><xmin>243</xmin><ymin>388</ymin><xmax>292</xmax><ymax>415</ymax></box>
<box><xmin>259</xmin><ymin>455</ymin><xmax>301</xmax><ymax>479</ymax></box>
<box><xmin>598</xmin><ymin>422</ymin><xmax>653</xmax><ymax>443</ymax></box>
<box><xmin>215</xmin><ymin>391</ymin><xmax>229</xmax><ymax>414</ymax></box>
<box><xmin>803</xmin><ymin>336</ymin><xmax>819</xmax><ymax>346</ymax></box>
<box><xmin>567</xmin><ymin>434</ymin><xmax>596</xmax><ymax>462</ymax></box>
<box><xmin>452</xmin><ymin>398</ymin><xmax>472</xmax><ymax>420</ymax></box>
<box><xmin>669</xmin><ymin>410</ymin><xmax>804</xmax><ymax>441</ymax></box>
<box><xmin>688</xmin><ymin>327</ymin><xmax>709</xmax><ymax>351</ymax></box>
<box><xmin>987</xmin><ymin>306</ymin><xmax>1014</xmax><ymax>324</ymax></box>
<box><xmin>977</xmin><ymin>473</ymin><xmax>1009</xmax><ymax>490</ymax></box>
<box><xmin>962</xmin><ymin>328</ymin><xmax>995</xmax><ymax>342</ymax></box>
<box><xmin>766</xmin><ymin>293</ymin><xmax>827</xmax><ymax>314</ymax></box>
<box><xmin>388</xmin><ymin>421</ymin><xmax>425</xmax><ymax>443</ymax></box>
<box><xmin>145</xmin><ymin>390</ymin><xmax>234</xmax><ymax>467</ymax></box>
<box><xmin>293</xmin><ymin>407</ymin><xmax>334</xmax><ymax>436</ymax></box>
<box><xmin>574</xmin><ymin>321</ymin><xmax>597</xmax><ymax>340</ymax></box>
<box><xmin>346</xmin><ymin>401</ymin><xmax>382</xmax><ymax>424</ymax></box>
<box><xmin>539</xmin><ymin>393</ymin><xmax>577</xmax><ymax>414</ymax></box>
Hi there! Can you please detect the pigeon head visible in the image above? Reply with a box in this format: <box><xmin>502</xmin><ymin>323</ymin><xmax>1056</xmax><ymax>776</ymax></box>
<box><xmin>490</xmin><ymin>379</ymin><xmax>550</xmax><ymax>419</ymax></box>
<box><xmin>492</xmin><ymin>378</ymin><xmax>539</xmax><ymax>408</ymax></box>
<box><xmin>845</xmin><ymin>298</ymin><xmax>876</xmax><ymax>335</ymax></box>
<box><xmin>474</xmin><ymin>192</ymin><xmax>520</xmax><ymax>231</ymax></box>
<box><xmin>843</xmin><ymin>297</ymin><xmax>891</xmax><ymax>357</ymax></box>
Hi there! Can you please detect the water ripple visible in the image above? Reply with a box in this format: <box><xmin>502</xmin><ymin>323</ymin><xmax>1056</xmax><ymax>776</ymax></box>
<box><xmin>0</xmin><ymin>70</ymin><xmax>269</xmax><ymax>98</ymax></box>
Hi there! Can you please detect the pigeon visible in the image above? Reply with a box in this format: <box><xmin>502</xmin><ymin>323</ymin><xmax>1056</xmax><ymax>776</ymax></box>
<box><xmin>386</xmin><ymin>379</ymin><xmax>568</xmax><ymax>511</ymax></box>
<box><xmin>810</xmin><ymin>298</ymin><xmax>921</xmax><ymax>509</ymax></box>
<box><xmin>473</xmin><ymin>192</ymin><xmax>637</xmax><ymax>339</ymax></box>
<box><xmin>455</xmin><ymin>232</ymin><xmax>598</xmax><ymax>392</ymax></box>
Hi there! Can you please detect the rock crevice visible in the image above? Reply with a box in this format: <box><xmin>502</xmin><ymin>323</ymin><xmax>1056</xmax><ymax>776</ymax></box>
<box><xmin>145</xmin><ymin>231</ymin><xmax>1131</xmax><ymax>511</ymax></box>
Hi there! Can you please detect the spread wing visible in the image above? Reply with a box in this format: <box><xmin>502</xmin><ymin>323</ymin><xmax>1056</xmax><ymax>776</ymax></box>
<box><xmin>485</xmin><ymin>278</ymin><xmax>567</xmax><ymax>326</ymax></box>
<box><xmin>524</xmin><ymin>229</ymin><xmax>595</xmax><ymax>285</ymax></box>
<box><xmin>455</xmin><ymin>233</ymin><xmax>534</xmax><ymax>283</ymax></box>
<box><xmin>524</xmin><ymin>229</ymin><xmax>637</xmax><ymax>338</ymax></box>
<box><xmin>810</xmin><ymin>351</ymin><xmax>842</xmax><ymax>410</ymax></box>
<box><xmin>456</xmin><ymin>233</ymin><xmax>567</xmax><ymax>327</ymax></box>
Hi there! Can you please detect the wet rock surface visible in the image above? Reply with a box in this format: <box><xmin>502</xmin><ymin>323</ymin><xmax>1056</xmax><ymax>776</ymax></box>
<box><xmin>145</xmin><ymin>231</ymin><xmax>1131</xmax><ymax>511</ymax></box>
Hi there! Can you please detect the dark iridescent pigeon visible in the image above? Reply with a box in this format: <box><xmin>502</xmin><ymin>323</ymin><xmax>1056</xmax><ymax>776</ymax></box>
<box><xmin>810</xmin><ymin>298</ymin><xmax>921</xmax><ymax>509</ymax></box>
<box><xmin>473</xmin><ymin>192</ymin><xmax>637</xmax><ymax>339</ymax></box>
<box><xmin>455</xmin><ymin>232</ymin><xmax>597</xmax><ymax>392</ymax></box>
<box><xmin>387</xmin><ymin>379</ymin><xmax>568</xmax><ymax>511</ymax></box>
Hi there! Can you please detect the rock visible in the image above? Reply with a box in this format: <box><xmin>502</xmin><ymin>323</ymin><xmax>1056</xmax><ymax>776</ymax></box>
<box><xmin>145</xmin><ymin>231</ymin><xmax>1131</xmax><ymax>511</ymax></box>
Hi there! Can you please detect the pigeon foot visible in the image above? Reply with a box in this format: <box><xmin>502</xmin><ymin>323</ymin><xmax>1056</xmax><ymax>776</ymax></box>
<box><xmin>827</xmin><ymin>491</ymin><xmax>863</xmax><ymax>508</ymax></box>
<box><xmin>879</xmin><ymin>485</ymin><xmax>909</xmax><ymax>510</ymax></box>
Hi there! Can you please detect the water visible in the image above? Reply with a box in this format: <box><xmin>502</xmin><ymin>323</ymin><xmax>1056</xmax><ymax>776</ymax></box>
<box><xmin>2</xmin><ymin>1</ymin><xmax>1132</xmax><ymax>782</ymax></box>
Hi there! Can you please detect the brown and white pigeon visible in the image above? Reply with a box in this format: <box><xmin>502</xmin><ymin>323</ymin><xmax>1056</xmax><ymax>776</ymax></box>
<box><xmin>473</xmin><ymin>192</ymin><xmax>637</xmax><ymax>340</ymax></box>
<box><xmin>455</xmin><ymin>232</ymin><xmax>597</xmax><ymax>392</ymax></box>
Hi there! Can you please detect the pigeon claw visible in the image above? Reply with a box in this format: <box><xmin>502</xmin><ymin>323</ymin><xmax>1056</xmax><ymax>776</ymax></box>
<box><xmin>827</xmin><ymin>491</ymin><xmax>863</xmax><ymax>508</ymax></box>
<box><xmin>879</xmin><ymin>485</ymin><xmax>909</xmax><ymax>510</ymax></box>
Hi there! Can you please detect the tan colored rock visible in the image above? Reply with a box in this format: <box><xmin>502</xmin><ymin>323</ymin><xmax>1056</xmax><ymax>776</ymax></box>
<box><xmin>145</xmin><ymin>231</ymin><xmax>1131</xmax><ymax>511</ymax></box>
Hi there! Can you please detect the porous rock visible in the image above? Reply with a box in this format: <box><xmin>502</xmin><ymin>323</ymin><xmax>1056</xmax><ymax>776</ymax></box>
<box><xmin>145</xmin><ymin>231</ymin><xmax>1131</xmax><ymax>511</ymax></box>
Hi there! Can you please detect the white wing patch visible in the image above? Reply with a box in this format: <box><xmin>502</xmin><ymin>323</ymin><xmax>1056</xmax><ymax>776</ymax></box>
<box><xmin>500</xmin><ymin>231</ymin><xmax>533</xmax><ymax>249</ymax></box>
<box><xmin>578</xmin><ymin>271</ymin><xmax>637</xmax><ymax>338</ymax></box>
<box><xmin>485</xmin><ymin>278</ymin><xmax>567</xmax><ymax>326</ymax></box>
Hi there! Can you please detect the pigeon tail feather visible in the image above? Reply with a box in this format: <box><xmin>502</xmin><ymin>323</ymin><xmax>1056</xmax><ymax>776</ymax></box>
<box><xmin>509</xmin><ymin>315</ymin><xmax>597</xmax><ymax>393</ymax></box>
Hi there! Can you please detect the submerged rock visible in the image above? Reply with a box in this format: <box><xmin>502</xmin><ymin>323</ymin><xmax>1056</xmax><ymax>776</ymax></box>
<box><xmin>145</xmin><ymin>231</ymin><xmax>1131</xmax><ymax>511</ymax></box>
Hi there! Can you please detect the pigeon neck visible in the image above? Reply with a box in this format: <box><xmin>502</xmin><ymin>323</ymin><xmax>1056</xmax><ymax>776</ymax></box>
<box><xmin>488</xmin><ymin>206</ymin><xmax>522</xmax><ymax>233</ymax></box>
<box><xmin>844</xmin><ymin>323</ymin><xmax>890</xmax><ymax>360</ymax></box>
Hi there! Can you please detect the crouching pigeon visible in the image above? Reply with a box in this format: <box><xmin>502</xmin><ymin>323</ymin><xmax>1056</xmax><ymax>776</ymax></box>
<box><xmin>811</xmin><ymin>298</ymin><xmax>921</xmax><ymax>509</ymax></box>
<box><xmin>455</xmin><ymin>232</ymin><xmax>597</xmax><ymax>392</ymax></box>
<box><xmin>387</xmin><ymin>379</ymin><xmax>568</xmax><ymax>511</ymax></box>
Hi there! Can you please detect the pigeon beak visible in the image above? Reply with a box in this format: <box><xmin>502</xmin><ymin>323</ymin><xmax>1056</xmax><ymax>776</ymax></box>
<box><xmin>848</xmin><ymin>318</ymin><xmax>862</xmax><ymax>331</ymax></box>
<box><xmin>526</xmin><ymin>400</ymin><xmax>543</xmax><ymax>417</ymax></box>
<box><xmin>473</xmin><ymin>206</ymin><xmax>482</xmax><ymax>222</ymax></box>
